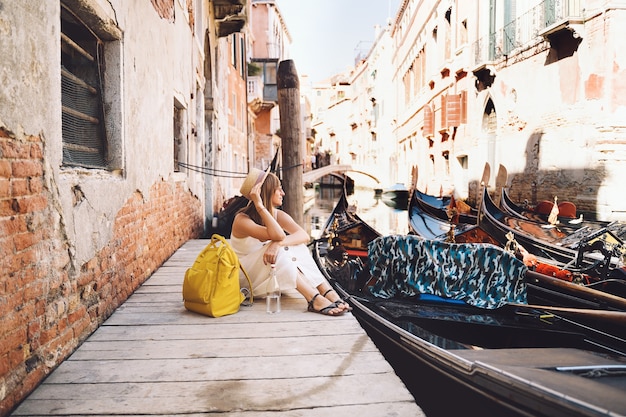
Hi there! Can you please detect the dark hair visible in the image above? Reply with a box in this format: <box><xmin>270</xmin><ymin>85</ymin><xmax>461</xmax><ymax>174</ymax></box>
<box><xmin>239</xmin><ymin>173</ymin><xmax>280</xmax><ymax>224</ymax></box>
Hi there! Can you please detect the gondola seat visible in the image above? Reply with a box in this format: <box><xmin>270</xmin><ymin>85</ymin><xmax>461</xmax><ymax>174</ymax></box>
<box><xmin>557</xmin><ymin>201</ymin><xmax>577</xmax><ymax>218</ymax></box>
<box><xmin>534</xmin><ymin>200</ymin><xmax>555</xmax><ymax>215</ymax></box>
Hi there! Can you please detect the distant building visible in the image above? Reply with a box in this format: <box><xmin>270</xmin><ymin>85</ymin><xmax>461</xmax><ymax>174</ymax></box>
<box><xmin>308</xmin><ymin>0</ymin><xmax>626</xmax><ymax>221</ymax></box>
<box><xmin>248</xmin><ymin>0</ymin><xmax>292</xmax><ymax>171</ymax></box>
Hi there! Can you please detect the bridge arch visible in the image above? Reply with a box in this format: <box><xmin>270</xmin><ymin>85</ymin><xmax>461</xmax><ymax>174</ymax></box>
<box><xmin>302</xmin><ymin>165</ymin><xmax>380</xmax><ymax>184</ymax></box>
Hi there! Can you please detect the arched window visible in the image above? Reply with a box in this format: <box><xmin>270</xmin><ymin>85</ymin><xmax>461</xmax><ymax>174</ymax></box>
<box><xmin>482</xmin><ymin>98</ymin><xmax>497</xmax><ymax>134</ymax></box>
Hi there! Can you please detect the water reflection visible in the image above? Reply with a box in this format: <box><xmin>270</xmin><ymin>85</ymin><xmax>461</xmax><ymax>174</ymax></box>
<box><xmin>304</xmin><ymin>186</ymin><xmax>409</xmax><ymax>239</ymax></box>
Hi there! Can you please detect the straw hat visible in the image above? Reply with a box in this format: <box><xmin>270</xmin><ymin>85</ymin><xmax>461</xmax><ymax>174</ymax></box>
<box><xmin>240</xmin><ymin>167</ymin><xmax>270</xmax><ymax>199</ymax></box>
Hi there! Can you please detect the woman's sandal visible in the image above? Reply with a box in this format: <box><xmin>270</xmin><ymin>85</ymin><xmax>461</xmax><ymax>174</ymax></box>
<box><xmin>323</xmin><ymin>289</ymin><xmax>353</xmax><ymax>311</ymax></box>
<box><xmin>307</xmin><ymin>293</ymin><xmax>344</xmax><ymax>316</ymax></box>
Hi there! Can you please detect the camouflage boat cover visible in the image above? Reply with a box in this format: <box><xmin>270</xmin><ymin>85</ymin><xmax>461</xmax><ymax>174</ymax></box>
<box><xmin>368</xmin><ymin>235</ymin><xmax>528</xmax><ymax>309</ymax></box>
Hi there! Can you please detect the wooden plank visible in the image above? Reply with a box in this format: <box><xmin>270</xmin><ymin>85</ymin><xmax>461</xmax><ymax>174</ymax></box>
<box><xmin>19</xmin><ymin>404</ymin><xmax>422</xmax><ymax>417</ymax></box>
<box><xmin>13</xmin><ymin>374</ymin><xmax>416</xmax><ymax>416</ymax></box>
<box><xmin>19</xmin><ymin>403</ymin><xmax>420</xmax><ymax>417</ymax></box>
<box><xmin>87</xmin><ymin>319</ymin><xmax>366</xmax><ymax>341</ymax></box>
<box><xmin>68</xmin><ymin>334</ymin><xmax>380</xmax><ymax>360</ymax></box>
<box><xmin>44</xmin><ymin>351</ymin><xmax>390</xmax><ymax>382</ymax></box>
<box><xmin>11</xmin><ymin>239</ymin><xmax>424</xmax><ymax>417</ymax></box>
<box><xmin>103</xmin><ymin>298</ymin><xmax>361</xmax><ymax>326</ymax></box>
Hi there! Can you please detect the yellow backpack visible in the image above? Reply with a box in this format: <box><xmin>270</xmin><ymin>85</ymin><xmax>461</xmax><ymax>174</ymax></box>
<box><xmin>183</xmin><ymin>234</ymin><xmax>253</xmax><ymax>317</ymax></box>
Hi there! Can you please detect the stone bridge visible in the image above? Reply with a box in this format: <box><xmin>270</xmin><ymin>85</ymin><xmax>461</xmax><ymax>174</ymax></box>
<box><xmin>302</xmin><ymin>164</ymin><xmax>380</xmax><ymax>184</ymax></box>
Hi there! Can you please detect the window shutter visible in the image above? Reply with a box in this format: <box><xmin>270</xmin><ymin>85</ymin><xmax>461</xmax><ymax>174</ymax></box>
<box><xmin>423</xmin><ymin>104</ymin><xmax>434</xmax><ymax>138</ymax></box>
<box><xmin>460</xmin><ymin>90</ymin><xmax>468</xmax><ymax>124</ymax></box>
<box><xmin>440</xmin><ymin>95</ymin><xmax>447</xmax><ymax>129</ymax></box>
<box><xmin>61</xmin><ymin>5</ymin><xmax>107</xmax><ymax>169</ymax></box>
<box><xmin>446</xmin><ymin>94</ymin><xmax>462</xmax><ymax>127</ymax></box>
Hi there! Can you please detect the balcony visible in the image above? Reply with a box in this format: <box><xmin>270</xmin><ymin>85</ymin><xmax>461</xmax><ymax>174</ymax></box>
<box><xmin>248</xmin><ymin>77</ymin><xmax>275</xmax><ymax>113</ymax></box>
<box><xmin>539</xmin><ymin>0</ymin><xmax>584</xmax><ymax>38</ymax></box>
<box><xmin>247</xmin><ymin>77</ymin><xmax>262</xmax><ymax>100</ymax></box>
<box><xmin>471</xmin><ymin>0</ymin><xmax>583</xmax><ymax>69</ymax></box>
<box><xmin>250</xmin><ymin>59</ymin><xmax>278</xmax><ymax>103</ymax></box>
<box><xmin>214</xmin><ymin>0</ymin><xmax>247</xmax><ymax>37</ymax></box>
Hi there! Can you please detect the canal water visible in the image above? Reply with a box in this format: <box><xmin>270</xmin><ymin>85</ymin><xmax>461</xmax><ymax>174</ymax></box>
<box><xmin>304</xmin><ymin>186</ymin><xmax>409</xmax><ymax>239</ymax></box>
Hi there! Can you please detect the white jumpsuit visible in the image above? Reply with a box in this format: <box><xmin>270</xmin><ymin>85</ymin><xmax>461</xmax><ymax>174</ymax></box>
<box><xmin>230</xmin><ymin>235</ymin><xmax>325</xmax><ymax>297</ymax></box>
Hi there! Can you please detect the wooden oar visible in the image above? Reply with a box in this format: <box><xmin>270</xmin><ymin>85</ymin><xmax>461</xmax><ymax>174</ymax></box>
<box><xmin>526</xmin><ymin>270</ymin><xmax>626</xmax><ymax>311</ymax></box>
<box><xmin>511</xmin><ymin>302</ymin><xmax>626</xmax><ymax>325</ymax></box>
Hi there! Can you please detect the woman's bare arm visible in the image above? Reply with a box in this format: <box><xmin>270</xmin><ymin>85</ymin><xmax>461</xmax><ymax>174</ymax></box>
<box><xmin>275</xmin><ymin>210</ymin><xmax>310</xmax><ymax>245</ymax></box>
<box><xmin>231</xmin><ymin>181</ymin><xmax>286</xmax><ymax>241</ymax></box>
<box><xmin>256</xmin><ymin>210</ymin><xmax>310</xmax><ymax>265</ymax></box>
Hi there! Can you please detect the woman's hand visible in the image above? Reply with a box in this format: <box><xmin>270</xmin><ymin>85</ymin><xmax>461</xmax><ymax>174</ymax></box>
<box><xmin>263</xmin><ymin>241</ymin><xmax>281</xmax><ymax>265</ymax></box>
<box><xmin>249</xmin><ymin>182</ymin><xmax>264</xmax><ymax>209</ymax></box>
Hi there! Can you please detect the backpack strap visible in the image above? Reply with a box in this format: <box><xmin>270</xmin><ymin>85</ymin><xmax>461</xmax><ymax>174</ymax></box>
<box><xmin>239</xmin><ymin>264</ymin><xmax>254</xmax><ymax>306</ymax></box>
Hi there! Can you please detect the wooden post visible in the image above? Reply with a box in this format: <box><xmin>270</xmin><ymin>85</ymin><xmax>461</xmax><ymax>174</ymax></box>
<box><xmin>277</xmin><ymin>60</ymin><xmax>303</xmax><ymax>226</ymax></box>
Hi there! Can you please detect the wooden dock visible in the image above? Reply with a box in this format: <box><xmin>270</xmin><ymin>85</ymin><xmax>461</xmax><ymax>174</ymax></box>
<box><xmin>11</xmin><ymin>240</ymin><xmax>424</xmax><ymax>416</ymax></box>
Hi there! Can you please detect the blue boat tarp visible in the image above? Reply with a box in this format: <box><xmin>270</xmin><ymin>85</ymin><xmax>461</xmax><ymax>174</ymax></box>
<box><xmin>368</xmin><ymin>235</ymin><xmax>528</xmax><ymax>309</ymax></box>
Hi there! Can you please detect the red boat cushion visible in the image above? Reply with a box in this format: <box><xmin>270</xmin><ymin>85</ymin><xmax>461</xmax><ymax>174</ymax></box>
<box><xmin>534</xmin><ymin>201</ymin><xmax>555</xmax><ymax>215</ymax></box>
<box><xmin>346</xmin><ymin>249</ymin><xmax>368</xmax><ymax>258</ymax></box>
<box><xmin>557</xmin><ymin>201</ymin><xmax>577</xmax><ymax>218</ymax></box>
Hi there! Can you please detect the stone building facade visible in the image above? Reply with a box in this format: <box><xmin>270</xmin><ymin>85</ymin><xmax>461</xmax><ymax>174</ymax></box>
<box><xmin>0</xmin><ymin>0</ymin><xmax>249</xmax><ymax>414</ymax></box>
<box><xmin>311</xmin><ymin>0</ymin><xmax>626</xmax><ymax>221</ymax></box>
<box><xmin>463</xmin><ymin>0</ymin><xmax>626</xmax><ymax>219</ymax></box>
<box><xmin>247</xmin><ymin>0</ymin><xmax>292</xmax><ymax>171</ymax></box>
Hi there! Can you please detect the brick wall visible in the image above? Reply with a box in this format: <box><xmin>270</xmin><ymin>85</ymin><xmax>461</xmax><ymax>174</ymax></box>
<box><xmin>0</xmin><ymin>126</ymin><xmax>203</xmax><ymax>416</ymax></box>
<box><xmin>254</xmin><ymin>132</ymin><xmax>274</xmax><ymax>168</ymax></box>
<box><xmin>509</xmin><ymin>169</ymin><xmax>604</xmax><ymax>216</ymax></box>
<box><xmin>253</xmin><ymin>111</ymin><xmax>274</xmax><ymax>167</ymax></box>
<box><xmin>150</xmin><ymin>0</ymin><xmax>174</xmax><ymax>21</ymax></box>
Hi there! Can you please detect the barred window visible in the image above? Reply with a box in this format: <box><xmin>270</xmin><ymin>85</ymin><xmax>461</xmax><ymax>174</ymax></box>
<box><xmin>61</xmin><ymin>4</ymin><xmax>107</xmax><ymax>168</ymax></box>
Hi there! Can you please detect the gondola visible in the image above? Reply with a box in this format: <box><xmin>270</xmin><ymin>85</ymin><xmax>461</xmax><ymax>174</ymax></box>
<box><xmin>412</xmin><ymin>188</ymin><xmax>478</xmax><ymax>224</ymax></box>
<box><xmin>500</xmin><ymin>185</ymin><xmax>575</xmax><ymax>224</ymax></box>
<box><xmin>496</xmin><ymin>164</ymin><xmax>609</xmax><ymax>230</ymax></box>
<box><xmin>479</xmin><ymin>186</ymin><xmax>626</xmax><ymax>282</ymax></box>
<box><xmin>409</xmin><ymin>163</ymin><xmax>476</xmax><ymax>223</ymax></box>
<box><xmin>412</xmin><ymin>187</ymin><xmax>451</xmax><ymax>208</ymax></box>
<box><xmin>409</xmin><ymin>187</ymin><xmax>499</xmax><ymax>244</ymax></box>
<box><xmin>381</xmin><ymin>183</ymin><xmax>410</xmax><ymax>209</ymax></box>
<box><xmin>408</xmin><ymin>188</ymin><xmax>479</xmax><ymax>241</ymax></box>
<box><xmin>409</xmin><ymin>188</ymin><xmax>626</xmax><ymax>308</ymax></box>
<box><xmin>312</xmin><ymin>189</ymin><xmax>626</xmax><ymax>417</ymax></box>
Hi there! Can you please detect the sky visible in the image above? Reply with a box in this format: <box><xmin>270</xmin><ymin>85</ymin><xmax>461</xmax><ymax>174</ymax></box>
<box><xmin>277</xmin><ymin>0</ymin><xmax>402</xmax><ymax>83</ymax></box>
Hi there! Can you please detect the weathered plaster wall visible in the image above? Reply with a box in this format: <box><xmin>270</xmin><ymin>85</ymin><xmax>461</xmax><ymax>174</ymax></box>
<box><xmin>390</xmin><ymin>1</ymin><xmax>626</xmax><ymax>220</ymax></box>
<box><xmin>489</xmin><ymin>7</ymin><xmax>626</xmax><ymax>220</ymax></box>
<box><xmin>0</xmin><ymin>1</ymin><xmax>58</xmax><ymax>133</ymax></box>
<box><xmin>0</xmin><ymin>0</ymin><xmax>207</xmax><ymax>414</ymax></box>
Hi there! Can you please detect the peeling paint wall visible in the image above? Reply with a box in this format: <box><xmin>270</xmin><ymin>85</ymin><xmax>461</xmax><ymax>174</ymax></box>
<box><xmin>0</xmin><ymin>0</ymin><xmax>218</xmax><ymax>414</ymax></box>
<box><xmin>390</xmin><ymin>0</ymin><xmax>626</xmax><ymax>221</ymax></box>
<box><xmin>479</xmin><ymin>5</ymin><xmax>626</xmax><ymax>220</ymax></box>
